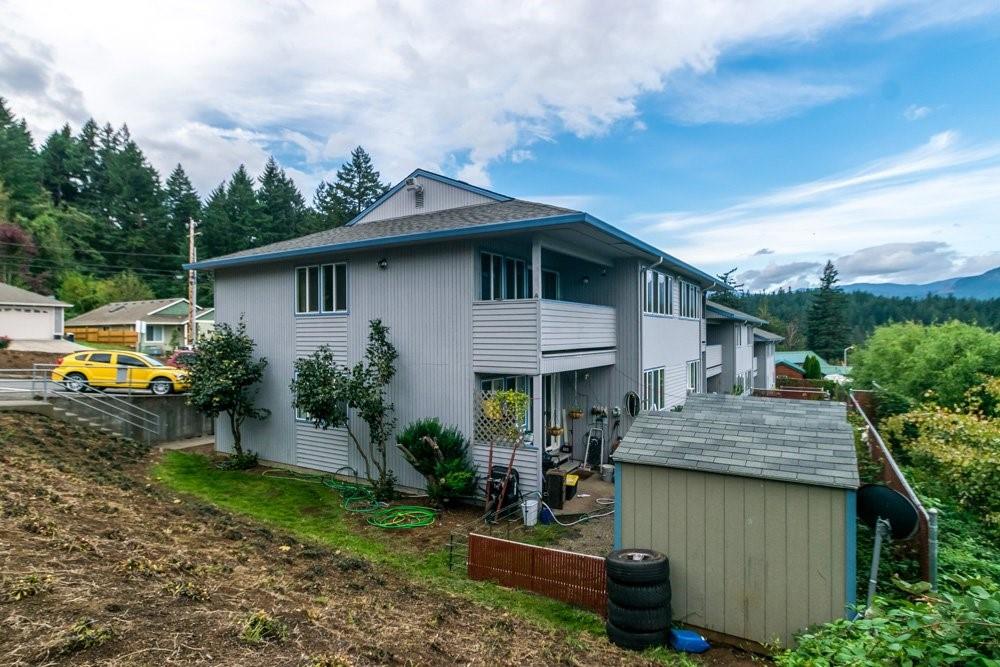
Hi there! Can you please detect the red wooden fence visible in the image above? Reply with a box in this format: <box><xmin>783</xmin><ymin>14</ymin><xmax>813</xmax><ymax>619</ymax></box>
<box><xmin>467</xmin><ymin>533</ymin><xmax>607</xmax><ymax>615</ymax></box>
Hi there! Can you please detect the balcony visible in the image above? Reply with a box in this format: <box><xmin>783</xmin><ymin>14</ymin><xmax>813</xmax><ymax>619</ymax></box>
<box><xmin>473</xmin><ymin>299</ymin><xmax>616</xmax><ymax>375</ymax></box>
<box><xmin>706</xmin><ymin>344</ymin><xmax>722</xmax><ymax>377</ymax></box>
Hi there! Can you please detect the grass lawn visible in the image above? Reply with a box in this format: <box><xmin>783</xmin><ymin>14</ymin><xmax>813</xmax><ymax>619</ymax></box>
<box><xmin>152</xmin><ymin>451</ymin><xmax>674</xmax><ymax>654</ymax></box>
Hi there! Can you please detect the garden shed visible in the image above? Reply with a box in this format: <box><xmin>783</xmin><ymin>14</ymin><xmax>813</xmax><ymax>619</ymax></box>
<box><xmin>613</xmin><ymin>394</ymin><xmax>859</xmax><ymax>648</ymax></box>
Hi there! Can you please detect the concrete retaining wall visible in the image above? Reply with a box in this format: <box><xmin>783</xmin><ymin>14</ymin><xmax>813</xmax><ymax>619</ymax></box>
<box><xmin>49</xmin><ymin>395</ymin><xmax>214</xmax><ymax>443</ymax></box>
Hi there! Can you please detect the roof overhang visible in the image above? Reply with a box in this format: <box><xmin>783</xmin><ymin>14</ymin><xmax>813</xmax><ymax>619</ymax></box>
<box><xmin>186</xmin><ymin>211</ymin><xmax>719</xmax><ymax>287</ymax></box>
<box><xmin>0</xmin><ymin>300</ymin><xmax>71</xmax><ymax>308</ymax></box>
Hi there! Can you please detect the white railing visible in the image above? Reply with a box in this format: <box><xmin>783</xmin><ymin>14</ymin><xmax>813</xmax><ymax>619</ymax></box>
<box><xmin>706</xmin><ymin>344</ymin><xmax>722</xmax><ymax>369</ymax></box>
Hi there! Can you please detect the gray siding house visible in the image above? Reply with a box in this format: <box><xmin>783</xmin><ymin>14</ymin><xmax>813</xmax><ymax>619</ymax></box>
<box><xmin>705</xmin><ymin>300</ymin><xmax>768</xmax><ymax>395</ymax></box>
<box><xmin>189</xmin><ymin>169</ymin><xmax>717</xmax><ymax>495</ymax></box>
<box><xmin>753</xmin><ymin>328</ymin><xmax>783</xmax><ymax>389</ymax></box>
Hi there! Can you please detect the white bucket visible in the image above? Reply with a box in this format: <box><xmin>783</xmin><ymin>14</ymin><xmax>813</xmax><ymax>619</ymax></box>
<box><xmin>600</xmin><ymin>464</ymin><xmax>614</xmax><ymax>483</ymax></box>
<box><xmin>522</xmin><ymin>499</ymin><xmax>539</xmax><ymax>527</ymax></box>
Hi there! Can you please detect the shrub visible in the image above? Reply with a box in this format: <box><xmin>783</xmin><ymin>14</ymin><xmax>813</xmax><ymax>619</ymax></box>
<box><xmin>216</xmin><ymin>450</ymin><xmax>259</xmax><ymax>471</ymax></box>
<box><xmin>0</xmin><ymin>336</ymin><xmax>10</xmax><ymax>350</ymax></box>
<box><xmin>396</xmin><ymin>418</ymin><xmax>477</xmax><ymax>505</ymax></box>
<box><xmin>802</xmin><ymin>354</ymin><xmax>823</xmax><ymax>379</ymax></box>
<box><xmin>778</xmin><ymin>577</ymin><xmax>1000</xmax><ymax>666</ymax></box>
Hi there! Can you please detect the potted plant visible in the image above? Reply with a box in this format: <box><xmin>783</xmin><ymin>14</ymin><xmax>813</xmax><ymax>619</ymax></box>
<box><xmin>547</xmin><ymin>425</ymin><xmax>565</xmax><ymax>437</ymax></box>
<box><xmin>567</xmin><ymin>406</ymin><xmax>584</xmax><ymax>420</ymax></box>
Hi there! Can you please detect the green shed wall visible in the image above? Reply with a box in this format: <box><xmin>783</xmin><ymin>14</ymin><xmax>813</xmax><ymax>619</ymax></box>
<box><xmin>619</xmin><ymin>463</ymin><xmax>847</xmax><ymax>647</ymax></box>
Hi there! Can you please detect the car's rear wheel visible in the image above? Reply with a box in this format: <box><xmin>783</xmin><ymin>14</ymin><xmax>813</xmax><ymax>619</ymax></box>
<box><xmin>150</xmin><ymin>377</ymin><xmax>173</xmax><ymax>396</ymax></box>
<box><xmin>63</xmin><ymin>372</ymin><xmax>88</xmax><ymax>392</ymax></box>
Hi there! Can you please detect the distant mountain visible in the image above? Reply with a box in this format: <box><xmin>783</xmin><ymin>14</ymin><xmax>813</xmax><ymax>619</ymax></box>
<box><xmin>844</xmin><ymin>266</ymin><xmax>1000</xmax><ymax>300</ymax></box>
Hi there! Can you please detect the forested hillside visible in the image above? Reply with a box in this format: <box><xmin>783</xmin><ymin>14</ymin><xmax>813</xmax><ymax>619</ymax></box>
<box><xmin>739</xmin><ymin>288</ymin><xmax>1000</xmax><ymax>350</ymax></box>
<box><xmin>0</xmin><ymin>99</ymin><xmax>388</xmax><ymax>313</ymax></box>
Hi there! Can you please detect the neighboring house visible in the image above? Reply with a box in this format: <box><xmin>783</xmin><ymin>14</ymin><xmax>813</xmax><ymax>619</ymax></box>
<box><xmin>705</xmin><ymin>300</ymin><xmax>767</xmax><ymax>395</ymax></box>
<box><xmin>189</xmin><ymin>168</ymin><xmax>718</xmax><ymax>496</ymax></box>
<box><xmin>66</xmin><ymin>298</ymin><xmax>215</xmax><ymax>354</ymax></box>
<box><xmin>753</xmin><ymin>328</ymin><xmax>783</xmax><ymax>389</ymax></box>
<box><xmin>774</xmin><ymin>350</ymin><xmax>850</xmax><ymax>380</ymax></box>
<box><xmin>0</xmin><ymin>282</ymin><xmax>71</xmax><ymax>341</ymax></box>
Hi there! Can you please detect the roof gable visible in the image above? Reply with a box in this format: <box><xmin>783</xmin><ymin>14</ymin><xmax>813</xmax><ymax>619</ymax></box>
<box><xmin>350</xmin><ymin>169</ymin><xmax>511</xmax><ymax>225</ymax></box>
<box><xmin>0</xmin><ymin>282</ymin><xmax>71</xmax><ymax>307</ymax></box>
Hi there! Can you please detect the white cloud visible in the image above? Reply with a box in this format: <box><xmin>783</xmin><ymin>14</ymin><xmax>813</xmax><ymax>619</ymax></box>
<box><xmin>663</xmin><ymin>71</ymin><xmax>857</xmax><ymax>125</ymax></box>
<box><xmin>835</xmin><ymin>242</ymin><xmax>954</xmax><ymax>281</ymax></box>
<box><xmin>740</xmin><ymin>261</ymin><xmax>823</xmax><ymax>290</ymax></box>
<box><xmin>904</xmin><ymin>104</ymin><xmax>932</xmax><ymax>120</ymax></box>
<box><xmin>637</xmin><ymin>130</ymin><xmax>1000</xmax><ymax>284</ymax></box>
<box><xmin>0</xmin><ymin>0</ymin><xmax>971</xmax><ymax>193</ymax></box>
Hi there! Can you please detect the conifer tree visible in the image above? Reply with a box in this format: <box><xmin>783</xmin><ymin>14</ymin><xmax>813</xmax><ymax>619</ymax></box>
<box><xmin>39</xmin><ymin>125</ymin><xmax>81</xmax><ymax>206</ymax></box>
<box><xmin>257</xmin><ymin>156</ymin><xmax>308</xmax><ymax>245</ymax></box>
<box><xmin>708</xmin><ymin>267</ymin><xmax>744</xmax><ymax>308</ymax></box>
<box><xmin>165</xmin><ymin>164</ymin><xmax>201</xmax><ymax>242</ymax></box>
<box><xmin>312</xmin><ymin>179</ymin><xmax>344</xmax><ymax>228</ymax></box>
<box><xmin>328</xmin><ymin>146</ymin><xmax>389</xmax><ymax>221</ymax></box>
<box><xmin>806</xmin><ymin>261</ymin><xmax>849</xmax><ymax>362</ymax></box>
<box><xmin>0</xmin><ymin>98</ymin><xmax>45</xmax><ymax>216</ymax></box>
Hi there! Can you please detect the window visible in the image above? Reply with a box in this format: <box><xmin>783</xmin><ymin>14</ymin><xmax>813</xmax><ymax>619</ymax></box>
<box><xmin>642</xmin><ymin>367</ymin><xmax>665</xmax><ymax>411</ymax></box>
<box><xmin>679</xmin><ymin>281</ymin><xmax>701</xmax><ymax>318</ymax></box>
<box><xmin>643</xmin><ymin>269</ymin><xmax>672</xmax><ymax>315</ymax></box>
<box><xmin>542</xmin><ymin>269</ymin><xmax>559</xmax><ymax>299</ymax></box>
<box><xmin>117</xmin><ymin>354</ymin><xmax>147</xmax><ymax>368</ymax></box>
<box><xmin>146</xmin><ymin>324</ymin><xmax>164</xmax><ymax>342</ymax></box>
<box><xmin>736</xmin><ymin>324</ymin><xmax>743</xmax><ymax>346</ymax></box>
<box><xmin>480</xmin><ymin>375</ymin><xmax>533</xmax><ymax>431</ymax></box>
<box><xmin>480</xmin><ymin>252</ymin><xmax>528</xmax><ymax>300</ymax></box>
<box><xmin>296</xmin><ymin>263</ymin><xmax>347</xmax><ymax>314</ymax></box>
<box><xmin>687</xmin><ymin>361</ymin><xmax>699</xmax><ymax>392</ymax></box>
<box><xmin>90</xmin><ymin>352</ymin><xmax>112</xmax><ymax>364</ymax></box>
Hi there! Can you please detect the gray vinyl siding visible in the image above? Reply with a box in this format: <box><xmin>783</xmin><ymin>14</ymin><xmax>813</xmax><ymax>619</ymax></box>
<box><xmin>354</xmin><ymin>174</ymin><xmax>494</xmax><ymax>224</ymax></box>
<box><xmin>294</xmin><ymin>315</ymin><xmax>350</xmax><ymax>471</ymax></box>
<box><xmin>472</xmin><ymin>300</ymin><xmax>539</xmax><ymax>374</ymax></box>
<box><xmin>213</xmin><ymin>262</ymin><xmax>296</xmax><ymax>464</ymax></box>
<box><xmin>619</xmin><ymin>464</ymin><xmax>847</xmax><ymax>647</ymax></box>
<box><xmin>472</xmin><ymin>443</ymin><xmax>542</xmax><ymax>498</ymax></box>
<box><xmin>539</xmin><ymin>301</ymin><xmax>616</xmax><ymax>352</ymax></box>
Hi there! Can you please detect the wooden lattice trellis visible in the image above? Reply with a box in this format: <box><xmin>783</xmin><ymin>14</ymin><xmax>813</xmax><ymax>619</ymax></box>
<box><xmin>473</xmin><ymin>390</ymin><xmax>528</xmax><ymax>446</ymax></box>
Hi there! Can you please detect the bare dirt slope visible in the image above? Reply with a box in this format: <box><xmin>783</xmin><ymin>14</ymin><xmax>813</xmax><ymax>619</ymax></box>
<box><xmin>0</xmin><ymin>413</ymin><xmax>665</xmax><ymax>666</ymax></box>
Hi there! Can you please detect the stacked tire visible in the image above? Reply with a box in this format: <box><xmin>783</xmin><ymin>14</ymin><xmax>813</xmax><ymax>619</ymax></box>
<box><xmin>605</xmin><ymin>549</ymin><xmax>671</xmax><ymax>650</ymax></box>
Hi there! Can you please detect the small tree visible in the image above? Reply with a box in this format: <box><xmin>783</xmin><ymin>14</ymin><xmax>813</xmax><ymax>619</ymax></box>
<box><xmin>803</xmin><ymin>354</ymin><xmax>823</xmax><ymax>380</ymax></box>
<box><xmin>806</xmin><ymin>261</ymin><xmax>848</xmax><ymax>362</ymax></box>
<box><xmin>708</xmin><ymin>267</ymin><xmax>744</xmax><ymax>308</ymax></box>
<box><xmin>291</xmin><ymin>319</ymin><xmax>399</xmax><ymax>499</ymax></box>
<box><xmin>187</xmin><ymin>318</ymin><xmax>269</xmax><ymax>463</ymax></box>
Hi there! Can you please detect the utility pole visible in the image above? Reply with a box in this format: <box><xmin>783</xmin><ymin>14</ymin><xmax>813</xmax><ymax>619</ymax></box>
<box><xmin>187</xmin><ymin>218</ymin><xmax>197</xmax><ymax>348</ymax></box>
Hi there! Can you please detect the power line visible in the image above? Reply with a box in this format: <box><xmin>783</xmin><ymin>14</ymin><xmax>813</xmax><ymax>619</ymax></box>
<box><xmin>0</xmin><ymin>240</ymin><xmax>186</xmax><ymax>259</ymax></box>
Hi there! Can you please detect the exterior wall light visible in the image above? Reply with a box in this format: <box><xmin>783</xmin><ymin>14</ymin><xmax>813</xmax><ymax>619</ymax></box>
<box><xmin>378</xmin><ymin>258</ymin><xmax>388</xmax><ymax>270</ymax></box>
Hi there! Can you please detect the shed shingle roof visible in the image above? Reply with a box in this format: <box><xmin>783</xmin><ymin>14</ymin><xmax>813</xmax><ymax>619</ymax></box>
<box><xmin>0</xmin><ymin>282</ymin><xmax>70</xmax><ymax>307</ymax></box>
<box><xmin>615</xmin><ymin>394</ymin><xmax>858</xmax><ymax>489</ymax></box>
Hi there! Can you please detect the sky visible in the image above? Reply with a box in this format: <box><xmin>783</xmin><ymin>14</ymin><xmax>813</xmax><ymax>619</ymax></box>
<box><xmin>2</xmin><ymin>0</ymin><xmax>999</xmax><ymax>289</ymax></box>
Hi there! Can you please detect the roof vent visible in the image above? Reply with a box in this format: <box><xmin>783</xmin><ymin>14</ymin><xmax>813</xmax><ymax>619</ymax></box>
<box><xmin>108</xmin><ymin>304</ymin><xmax>126</xmax><ymax>313</ymax></box>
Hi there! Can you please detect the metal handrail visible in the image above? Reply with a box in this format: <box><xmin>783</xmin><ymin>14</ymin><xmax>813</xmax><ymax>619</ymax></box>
<box><xmin>35</xmin><ymin>364</ymin><xmax>161</xmax><ymax>422</ymax></box>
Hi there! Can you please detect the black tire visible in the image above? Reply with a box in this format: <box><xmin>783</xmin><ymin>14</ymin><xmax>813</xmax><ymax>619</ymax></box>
<box><xmin>149</xmin><ymin>377</ymin><xmax>173</xmax><ymax>396</ymax></box>
<box><xmin>607</xmin><ymin>599</ymin><xmax>671</xmax><ymax>633</ymax></box>
<box><xmin>606</xmin><ymin>549</ymin><xmax>669</xmax><ymax>584</ymax></box>
<box><xmin>605</xmin><ymin>619</ymin><xmax>667</xmax><ymax>651</ymax></box>
<box><xmin>607</xmin><ymin>578</ymin><xmax>671</xmax><ymax>609</ymax></box>
<box><xmin>63</xmin><ymin>372</ymin><xmax>88</xmax><ymax>393</ymax></box>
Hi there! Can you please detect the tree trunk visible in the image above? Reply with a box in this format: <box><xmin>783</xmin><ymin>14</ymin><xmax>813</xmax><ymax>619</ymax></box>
<box><xmin>228</xmin><ymin>410</ymin><xmax>243</xmax><ymax>456</ymax></box>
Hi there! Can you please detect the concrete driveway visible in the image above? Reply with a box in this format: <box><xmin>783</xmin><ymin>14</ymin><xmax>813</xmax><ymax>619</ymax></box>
<box><xmin>8</xmin><ymin>339</ymin><xmax>89</xmax><ymax>353</ymax></box>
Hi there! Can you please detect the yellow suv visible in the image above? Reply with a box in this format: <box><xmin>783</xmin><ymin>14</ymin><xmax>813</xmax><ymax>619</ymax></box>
<box><xmin>51</xmin><ymin>350</ymin><xmax>190</xmax><ymax>395</ymax></box>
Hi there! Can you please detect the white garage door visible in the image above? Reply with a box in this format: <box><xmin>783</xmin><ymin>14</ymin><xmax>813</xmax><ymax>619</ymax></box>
<box><xmin>0</xmin><ymin>306</ymin><xmax>54</xmax><ymax>339</ymax></box>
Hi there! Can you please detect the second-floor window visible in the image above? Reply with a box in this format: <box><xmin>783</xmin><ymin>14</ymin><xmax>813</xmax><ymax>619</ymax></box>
<box><xmin>480</xmin><ymin>252</ymin><xmax>528</xmax><ymax>300</ymax></box>
<box><xmin>679</xmin><ymin>281</ymin><xmax>701</xmax><ymax>318</ymax></box>
<box><xmin>643</xmin><ymin>269</ymin><xmax>672</xmax><ymax>315</ymax></box>
<box><xmin>642</xmin><ymin>367</ymin><xmax>665</xmax><ymax>411</ymax></box>
<box><xmin>736</xmin><ymin>323</ymin><xmax>743</xmax><ymax>346</ymax></box>
<box><xmin>296</xmin><ymin>263</ymin><xmax>347</xmax><ymax>314</ymax></box>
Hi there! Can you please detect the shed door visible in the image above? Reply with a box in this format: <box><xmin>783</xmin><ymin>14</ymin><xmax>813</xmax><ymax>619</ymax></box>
<box><xmin>0</xmin><ymin>306</ymin><xmax>53</xmax><ymax>339</ymax></box>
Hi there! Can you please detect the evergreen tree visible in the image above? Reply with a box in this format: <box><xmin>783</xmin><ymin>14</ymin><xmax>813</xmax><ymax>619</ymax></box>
<box><xmin>165</xmin><ymin>163</ymin><xmax>201</xmax><ymax>256</ymax></box>
<box><xmin>0</xmin><ymin>98</ymin><xmax>45</xmax><ymax>216</ymax></box>
<box><xmin>39</xmin><ymin>125</ymin><xmax>81</xmax><ymax>206</ymax></box>
<box><xmin>328</xmin><ymin>146</ymin><xmax>389</xmax><ymax>221</ymax></box>
<box><xmin>806</xmin><ymin>261</ymin><xmax>849</xmax><ymax>361</ymax></box>
<box><xmin>708</xmin><ymin>267</ymin><xmax>744</xmax><ymax>308</ymax></box>
<box><xmin>199</xmin><ymin>182</ymin><xmax>230</xmax><ymax>259</ymax></box>
<box><xmin>313</xmin><ymin>179</ymin><xmax>345</xmax><ymax>228</ymax></box>
<box><xmin>257</xmin><ymin>156</ymin><xmax>307</xmax><ymax>245</ymax></box>
<box><xmin>225</xmin><ymin>165</ymin><xmax>267</xmax><ymax>251</ymax></box>
<box><xmin>75</xmin><ymin>118</ymin><xmax>105</xmax><ymax>213</ymax></box>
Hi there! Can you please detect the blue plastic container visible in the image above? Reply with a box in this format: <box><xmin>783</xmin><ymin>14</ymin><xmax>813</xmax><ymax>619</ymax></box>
<box><xmin>669</xmin><ymin>628</ymin><xmax>710</xmax><ymax>653</ymax></box>
<box><xmin>539</xmin><ymin>506</ymin><xmax>555</xmax><ymax>525</ymax></box>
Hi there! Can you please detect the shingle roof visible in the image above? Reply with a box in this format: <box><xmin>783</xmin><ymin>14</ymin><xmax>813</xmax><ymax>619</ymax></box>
<box><xmin>705</xmin><ymin>300</ymin><xmax>767</xmax><ymax>325</ymax></box>
<box><xmin>66</xmin><ymin>299</ymin><xmax>209</xmax><ymax>326</ymax></box>
<box><xmin>0</xmin><ymin>282</ymin><xmax>71</xmax><ymax>307</ymax></box>
<box><xmin>193</xmin><ymin>199</ymin><xmax>575</xmax><ymax>266</ymax></box>
<box><xmin>614</xmin><ymin>394</ymin><xmax>858</xmax><ymax>489</ymax></box>
<box><xmin>753</xmin><ymin>327</ymin><xmax>784</xmax><ymax>343</ymax></box>
<box><xmin>774</xmin><ymin>350</ymin><xmax>850</xmax><ymax>376</ymax></box>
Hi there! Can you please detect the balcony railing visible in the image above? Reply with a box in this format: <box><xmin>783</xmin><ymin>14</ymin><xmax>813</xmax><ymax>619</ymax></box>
<box><xmin>472</xmin><ymin>299</ymin><xmax>616</xmax><ymax>374</ymax></box>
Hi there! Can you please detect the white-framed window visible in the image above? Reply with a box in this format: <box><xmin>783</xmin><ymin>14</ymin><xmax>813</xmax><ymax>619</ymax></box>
<box><xmin>146</xmin><ymin>324</ymin><xmax>164</xmax><ymax>343</ymax></box>
<box><xmin>480</xmin><ymin>375</ymin><xmax>533</xmax><ymax>431</ymax></box>
<box><xmin>480</xmin><ymin>252</ymin><xmax>530</xmax><ymax>300</ymax></box>
<box><xmin>296</xmin><ymin>263</ymin><xmax>347</xmax><ymax>314</ymax></box>
<box><xmin>736</xmin><ymin>324</ymin><xmax>743</xmax><ymax>346</ymax></box>
<box><xmin>642</xmin><ymin>367</ymin><xmax>666</xmax><ymax>411</ymax></box>
<box><xmin>643</xmin><ymin>269</ymin><xmax>672</xmax><ymax>315</ymax></box>
<box><xmin>687</xmin><ymin>361</ymin><xmax>699</xmax><ymax>392</ymax></box>
<box><xmin>679</xmin><ymin>281</ymin><xmax>701</xmax><ymax>318</ymax></box>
